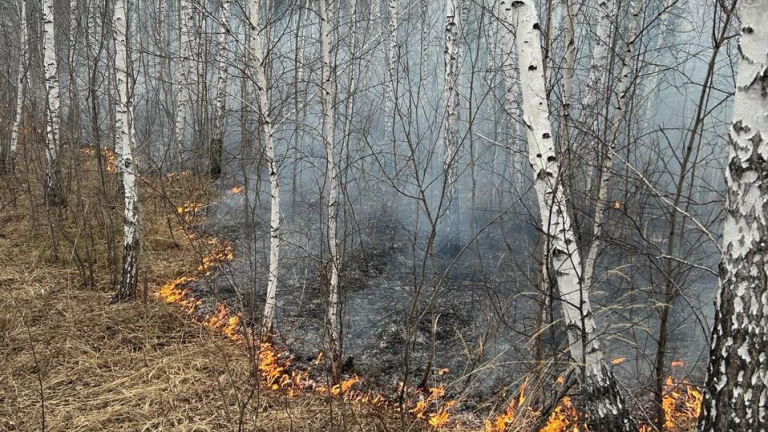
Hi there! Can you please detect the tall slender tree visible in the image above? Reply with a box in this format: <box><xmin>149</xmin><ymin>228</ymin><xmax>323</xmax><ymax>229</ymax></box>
<box><xmin>442</xmin><ymin>0</ymin><xmax>461</xmax><ymax>233</ymax></box>
<box><xmin>320</xmin><ymin>0</ymin><xmax>342</xmax><ymax>380</ymax></box>
<box><xmin>383</xmin><ymin>0</ymin><xmax>397</xmax><ymax>146</ymax></box>
<box><xmin>113</xmin><ymin>0</ymin><xmax>140</xmax><ymax>301</ymax></box>
<box><xmin>579</xmin><ymin>0</ymin><xmax>616</xmax><ymax>194</ymax></box>
<box><xmin>42</xmin><ymin>0</ymin><xmax>65</xmax><ymax>206</ymax></box>
<box><xmin>697</xmin><ymin>1</ymin><xmax>768</xmax><ymax>430</ymax></box>
<box><xmin>247</xmin><ymin>0</ymin><xmax>281</xmax><ymax>337</ymax></box>
<box><xmin>210</xmin><ymin>0</ymin><xmax>231</xmax><ymax>180</ymax></box>
<box><xmin>173</xmin><ymin>0</ymin><xmax>194</xmax><ymax>171</ymax></box>
<box><xmin>581</xmin><ymin>0</ymin><xmax>644</xmax><ymax>313</ymax></box>
<box><xmin>7</xmin><ymin>0</ymin><xmax>28</xmax><ymax>174</ymax></box>
<box><xmin>510</xmin><ymin>1</ymin><xmax>636</xmax><ymax>430</ymax></box>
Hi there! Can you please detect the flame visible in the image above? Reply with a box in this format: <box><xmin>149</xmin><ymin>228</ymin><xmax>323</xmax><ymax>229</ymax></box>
<box><xmin>408</xmin><ymin>384</ymin><xmax>458</xmax><ymax>429</ymax></box>
<box><xmin>480</xmin><ymin>361</ymin><xmax>703</xmax><ymax>432</ymax></box>
<box><xmin>611</xmin><ymin>357</ymin><xmax>627</xmax><ymax>365</ymax></box>
<box><xmin>230</xmin><ymin>185</ymin><xmax>243</xmax><ymax>194</ymax></box>
<box><xmin>484</xmin><ymin>376</ymin><xmax>583</xmax><ymax>432</ymax></box>
<box><xmin>638</xmin><ymin>373</ymin><xmax>702</xmax><ymax>432</ymax></box>
<box><xmin>176</xmin><ymin>202</ymin><xmax>206</xmax><ymax>224</ymax></box>
<box><xmin>80</xmin><ymin>145</ymin><xmax>116</xmax><ymax>173</ymax></box>
<box><xmin>538</xmin><ymin>396</ymin><xmax>583</xmax><ymax>432</ymax></box>
<box><xmin>155</xmin><ymin>219</ymin><xmax>704</xmax><ymax>432</ymax></box>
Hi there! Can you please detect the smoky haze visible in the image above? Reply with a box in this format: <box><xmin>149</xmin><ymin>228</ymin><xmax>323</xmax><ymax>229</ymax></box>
<box><xmin>0</xmin><ymin>0</ymin><xmax>733</xmax><ymax>424</ymax></box>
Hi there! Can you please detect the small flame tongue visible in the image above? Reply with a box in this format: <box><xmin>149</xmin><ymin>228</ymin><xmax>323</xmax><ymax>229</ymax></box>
<box><xmin>484</xmin><ymin>362</ymin><xmax>702</xmax><ymax>432</ymax></box>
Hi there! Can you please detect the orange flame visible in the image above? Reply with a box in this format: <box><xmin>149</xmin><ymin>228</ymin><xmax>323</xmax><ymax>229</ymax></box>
<box><xmin>638</xmin><ymin>373</ymin><xmax>702</xmax><ymax>432</ymax></box>
<box><xmin>80</xmin><ymin>146</ymin><xmax>116</xmax><ymax>173</ymax></box>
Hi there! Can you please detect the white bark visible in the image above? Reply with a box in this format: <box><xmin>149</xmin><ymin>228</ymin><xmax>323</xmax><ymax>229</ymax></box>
<box><xmin>582</xmin><ymin>0</ymin><xmax>643</xmax><ymax>297</ymax></box>
<box><xmin>173</xmin><ymin>0</ymin><xmax>195</xmax><ymax>171</ymax></box>
<box><xmin>210</xmin><ymin>0</ymin><xmax>231</xmax><ymax>179</ymax></box>
<box><xmin>291</xmin><ymin>0</ymin><xmax>309</xmax><ymax>215</ymax></box>
<box><xmin>383</xmin><ymin>0</ymin><xmax>397</xmax><ymax>145</ymax></box>
<box><xmin>580</xmin><ymin>0</ymin><xmax>615</xmax><ymax>193</ymax></box>
<box><xmin>442</xmin><ymin>0</ymin><xmax>461</xmax><ymax>230</ymax></box>
<box><xmin>320</xmin><ymin>0</ymin><xmax>341</xmax><ymax>375</ymax></box>
<box><xmin>8</xmin><ymin>0</ymin><xmax>28</xmax><ymax>173</ymax></box>
<box><xmin>500</xmin><ymin>0</ymin><xmax>523</xmax><ymax>189</ymax></box>
<box><xmin>341</xmin><ymin>0</ymin><xmax>358</xmax><ymax>182</ymax></box>
<box><xmin>114</xmin><ymin>0</ymin><xmax>140</xmax><ymax>300</ymax></box>
<box><xmin>246</xmin><ymin>0</ymin><xmax>281</xmax><ymax>336</ymax></box>
<box><xmin>558</xmin><ymin>0</ymin><xmax>575</xmax><ymax>153</ymax></box>
<box><xmin>42</xmin><ymin>0</ymin><xmax>64</xmax><ymax>206</ymax></box>
<box><xmin>581</xmin><ymin>0</ymin><xmax>614</xmax><ymax>113</ymax></box>
<box><xmin>698</xmin><ymin>1</ymin><xmax>768</xmax><ymax>430</ymax></box>
<box><xmin>510</xmin><ymin>2</ymin><xmax>635</xmax><ymax>430</ymax></box>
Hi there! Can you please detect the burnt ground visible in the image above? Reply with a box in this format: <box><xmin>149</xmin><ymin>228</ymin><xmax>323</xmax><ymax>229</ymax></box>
<box><xmin>180</xmin><ymin>187</ymin><xmax>543</xmax><ymax>414</ymax></box>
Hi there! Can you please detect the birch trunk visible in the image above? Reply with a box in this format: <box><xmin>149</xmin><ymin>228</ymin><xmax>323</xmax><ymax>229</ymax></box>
<box><xmin>320</xmin><ymin>0</ymin><xmax>341</xmax><ymax>379</ymax></box>
<box><xmin>582</xmin><ymin>0</ymin><xmax>643</xmax><ymax>302</ymax></box>
<box><xmin>67</xmin><ymin>0</ymin><xmax>80</xmax><ymax>147</ymax></box>
<box><xmin>558</xmin><ymin>0</ymin><xmax>575</xmax><ymax>179</ymax></box>
<box><xmin>580</xmin><ymin>0</ymin><xmax>615</xmax><ymax>194</ymax></box>
<box><xmin>442</xmin><ymin>0</ymin><xmax>460</xmax><ymax>232</ymax></box>
<box><xmin>383</xmin><ymin>0</ymin><xmax>397</xmax><ymax>150</ymax></box>
<box><xmin>42</xmin><ymin>0</ymin><xmax>65</xmax><ymax>206</ymax></box>
<box><xmin>341</xmin><ymin>0</ymin><xmax>357</xmax><ymax>191</ymax></box>
<box><xmin>697</xmin><ymin>2</ymin><xmax>768</xmax><ymax>430</ymax></box>
<box><xmin>8</xmin><ymin>0</ymin><xmax>28</xmax><ymax>174</ymax></box>
<box><xmin>245</xmin><ymin>0</ymin><xmax>281</xmax><ymax>336</ymax></box>
<box><xmin>113</xmin><ymin>0</ymin><xmax>140</xmax><ymax>301</ymax></box>
<box><xmin>500</xmin><ymin>0</ymin><xmax>523</xmax><ymax>190</ymax></box>
<box><xmin>510</xmin><ymin>2</ymin><xmax>635</xmax><ymax>430</ymax></box>
<box><xmin>210</xmin><ymin>0</ymin><xmax>231</xmax><ymax>180</ymax></box>
<box><xmin>291</xmin><ymin>1</ymin><xmax>308</xmax><ymax>216</ymax></box>
<box><xmin>173</xmin><ymin>0</ymin><xmax>194</xmax><ymax>171</ymax></box>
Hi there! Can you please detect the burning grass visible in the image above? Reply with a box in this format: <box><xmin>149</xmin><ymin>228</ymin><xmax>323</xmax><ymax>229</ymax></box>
<box><xmin>0</xmin><ymin>155</ymin><xmax>401</xmax><ymax>431</ymax></box>
<box><xmin>0</xmin><ymin>149</ymin><xmax>702</xmax><ymax>432</ymax></box>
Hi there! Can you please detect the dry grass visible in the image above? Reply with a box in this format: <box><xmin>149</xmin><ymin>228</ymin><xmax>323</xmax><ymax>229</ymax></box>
<box><xmin>0</xmin><ymin>153</ymin><xmax>405</xmax><ymax>432</ymax></box>
<box><xmin>0</xmin><ymin>273</ymin><xmax>400</xmax><ymax>431</ymax></box>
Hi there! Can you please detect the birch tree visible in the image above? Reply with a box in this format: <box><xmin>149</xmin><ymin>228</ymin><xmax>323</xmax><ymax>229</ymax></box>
<box><xmin>320</xmin><ymin>0</ymin><xmax>342</xmax><ymax>380</ymax></box>
<box><xmin>558</xmin><ymin>0</ymin><xmax>575</xmax><ymax>175</ymax></box>
<box><xmin>442</xmin><ymin>0</ymin><xmax>461</xmax><ymax>232</ymax></box>
<box><xmin>579</xmin><ymin>0</ymin><xmax>615</xmax><ymax>193</ymax></box>
<box><xmin>42</xmin><ymin>0</ymin><xmax>65</xmax><ymax>206</ymax></box>
<box><xmin>384</xmin><ymin>0</ymin><xmax>397</xmax><ymax>145</ymax></box>
<box><xmin>341</xmin><ymin>0</ymin><xmax>358</xmax><ymax>195</ymax></box>
<box><xmin>7</xmin><ymin>0</ymin><xmax>28</xmax><ymax>174</ymax></box>
<box><xmin>581</xmin><ymin>0</ymin><xmax>643</xmax><ymax>312</ymax></box>
<box><xmin>210</xmin><ymin>0</ymin><xmax>231</xmax><ymax>180</ymax></box>
<box><xmin>173</xmin><ymin>0</ymin><xmax>194</xmax><ymax>171</ymax></box>
<box><xmin>246</xmin><ymin>0</ymin><xmax>281</xmax><ymax>337</ymax></box>
<box><xmin>113</xmin><ymin>0</ymin><xmax>140</xmax><ymax>301</ymax></box>
<box><xmin>500</xmin><ymin>0</ymin><xmax>522</xmax><ymax>188</ymax></box>
<box><xmin>510</xmin><ymin>1</ymin><xmax>636</xmax><ymax>430</ymax></box>
<box><xmin>697</xmin><ymin>1</ymin><xmax>768</xmax><ymax>430</ymax></box>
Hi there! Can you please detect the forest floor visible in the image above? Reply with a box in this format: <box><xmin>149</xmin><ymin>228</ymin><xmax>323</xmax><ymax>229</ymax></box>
<box><xmin>0</xmin><ymin>150</ymin><xmax>696</xmax><ymax>432</ymax></box>
<box><xmin>0</xmin><ymin>161</ymin><xmax>403</xmax><ymax>431</ymax></box>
